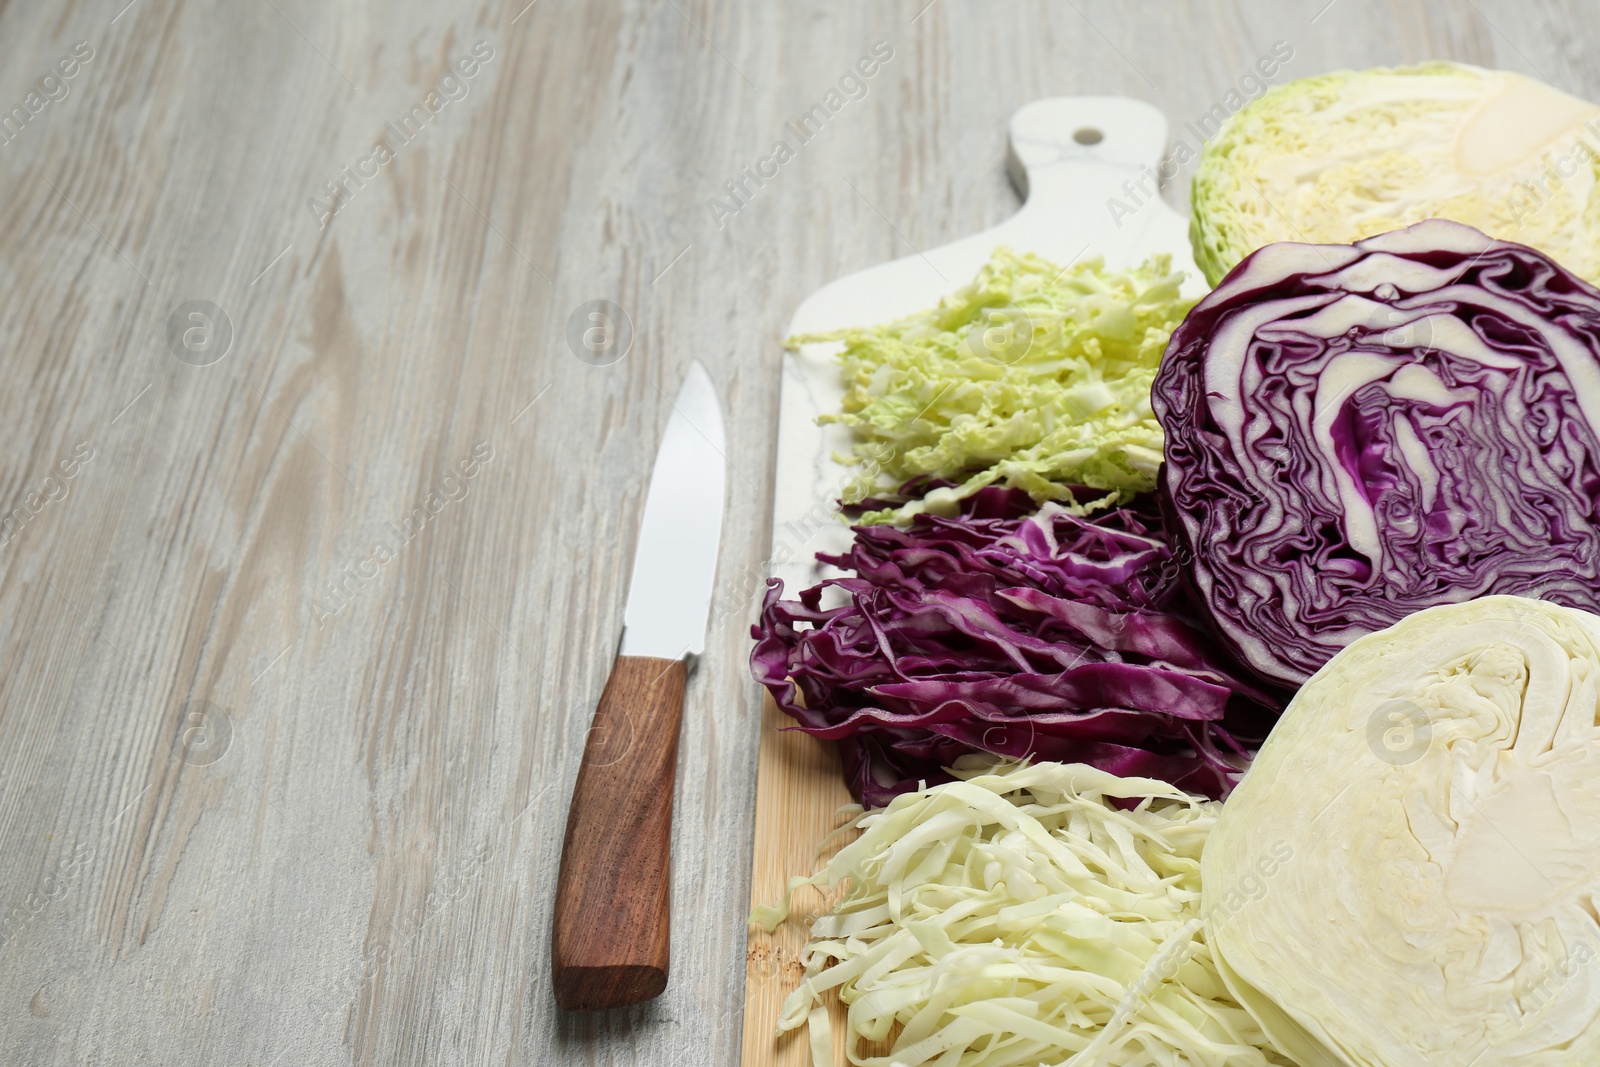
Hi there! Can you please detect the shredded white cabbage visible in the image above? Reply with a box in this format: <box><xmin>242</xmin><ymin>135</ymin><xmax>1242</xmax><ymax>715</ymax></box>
<box><xmin>754</xmin><ymin>759</ymin><xmax>1293</xmax><ymax>1067</ymax></box>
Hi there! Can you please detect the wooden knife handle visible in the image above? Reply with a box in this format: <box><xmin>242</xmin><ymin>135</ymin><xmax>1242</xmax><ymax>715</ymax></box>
<box><xmin>552</xmin><ymin>654</ymin><xmax>688</xmax><ymax>1011</ymax></box>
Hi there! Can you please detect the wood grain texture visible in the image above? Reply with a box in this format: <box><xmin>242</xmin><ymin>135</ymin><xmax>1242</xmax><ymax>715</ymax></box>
<box><xmin>741</xmin><ymin>697</ymin><xmax>856</xmax><ymax>1067</ymax></box>
<box><xmin>553</xmin><ymin>655</ymin><xmax>686</xmax><ymax>1011</ymax></box>
<box><xmin>0</xmin><ymin>2</ymin><xmax>1593</xmax><ymax>1065</ymax></box>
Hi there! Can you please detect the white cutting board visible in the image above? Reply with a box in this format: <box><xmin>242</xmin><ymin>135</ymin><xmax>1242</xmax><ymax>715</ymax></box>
<box><xmin>742</xmin><ymin>97</ymin><xmax>1206</xmax><ymax>1067</ymax></box>
<box><xmin>769</xmin><ymin>95</ymin><xmax>1205</xmax><ymax>591</ymax></box>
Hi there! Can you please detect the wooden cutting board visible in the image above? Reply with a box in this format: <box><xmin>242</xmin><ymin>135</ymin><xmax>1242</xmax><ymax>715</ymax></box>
<box><xmin>740</xmin><ymin>96</ymin><xmax>1207</xmax><ymax>1067</ymax></box>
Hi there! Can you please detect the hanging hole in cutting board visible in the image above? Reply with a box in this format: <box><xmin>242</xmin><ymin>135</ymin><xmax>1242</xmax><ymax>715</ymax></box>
<box><xmin>1072</xmin><ymin>126</ymin><xmax>1104</xmax><ymax>145</ymax></box>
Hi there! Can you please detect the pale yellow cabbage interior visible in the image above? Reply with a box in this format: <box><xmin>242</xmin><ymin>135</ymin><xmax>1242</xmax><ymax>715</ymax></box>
<box><xmin>1204</xmin><ymin>595</ymin><xmax>1600</xmax><ymax>1067</ymax></box>
<box><xmin>1192</xmin><ymin>63</ymin><xmax>1600</xmax><ymax>286</ymax></box>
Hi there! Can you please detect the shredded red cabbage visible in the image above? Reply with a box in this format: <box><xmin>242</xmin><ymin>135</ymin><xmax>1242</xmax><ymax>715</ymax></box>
<box><xmin>750</xmin><ymin>489</ymin><xmax>1282</xmax><ymax>807</ymax></box>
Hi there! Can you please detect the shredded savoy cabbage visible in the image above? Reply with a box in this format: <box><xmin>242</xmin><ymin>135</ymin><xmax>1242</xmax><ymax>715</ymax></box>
<box><xmin>752</xmin><ymin>759</ymin><xmax>1292</xmax><ymax>1067</ymax></box>
<box><xmin>789</xmin><ymin>248</ymin><xmax>1197</xmax><ymax>525</ymax></box>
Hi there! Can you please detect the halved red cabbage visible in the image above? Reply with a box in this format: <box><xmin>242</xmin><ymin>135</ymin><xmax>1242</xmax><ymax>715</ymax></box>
<box><xmin>750</xmin><ymin>489</ymin><xmax>1280</xmax><ymax>807</ymax></box>
<box><xmin>1153</xmin><ymin>218</ymin><xmax>1600</xmax><ymax>687</ymax></box>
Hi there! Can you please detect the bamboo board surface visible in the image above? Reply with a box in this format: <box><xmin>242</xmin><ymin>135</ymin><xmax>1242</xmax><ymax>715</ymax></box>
<box><xmin>741</xmin><ymin>696</ymin><xmax>856</xmax><ymax>1067</ymax></box>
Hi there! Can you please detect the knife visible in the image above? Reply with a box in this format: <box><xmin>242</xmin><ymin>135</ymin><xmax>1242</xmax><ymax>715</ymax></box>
<box><xmin>552</xmin><ymin>360</ymin><xmax>727</xmax><ymax>1012</ymax></box>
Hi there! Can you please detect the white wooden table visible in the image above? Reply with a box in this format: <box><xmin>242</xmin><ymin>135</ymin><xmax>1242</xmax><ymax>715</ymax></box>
<box><xmin>0</xmin><ymin>2</ymin><xmax>1591</xmax><ymax>1064</ymax></box>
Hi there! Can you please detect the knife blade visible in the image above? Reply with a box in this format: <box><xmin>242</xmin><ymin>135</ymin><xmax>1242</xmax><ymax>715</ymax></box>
<box><xmin>551</xmin><ymin>360</ymin><xmax>727</xmax><ymax>1012</ymax></box>
<box><xmin>619</xmin><ymin>360</ymin><xmax>725</xmax><ymax>659</ymax></box>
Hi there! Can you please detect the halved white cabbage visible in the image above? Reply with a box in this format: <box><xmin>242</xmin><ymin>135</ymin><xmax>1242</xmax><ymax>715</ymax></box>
<box><xmin>1191</xmin><ymin>63</ymin><xmax>1600</xmax><ymax>286</ymax></box>
<box><xmin>1204</xmin><ymin>595</ymin><xmax>1600</xmax><ymax>1066</ymax></box>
